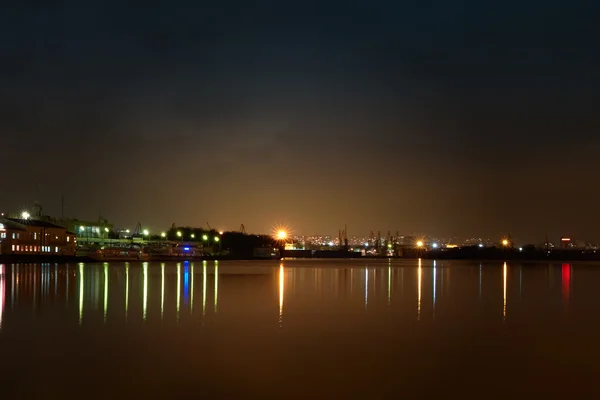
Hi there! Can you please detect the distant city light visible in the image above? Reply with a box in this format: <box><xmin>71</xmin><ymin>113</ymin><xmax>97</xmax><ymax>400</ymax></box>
<box><xmin>364</xmin><ymin>243</ymin><xmax>369</xmax><ymax>247</ymax></box>
<box><xmin>184</xmin><ymin>247</ymin><xmax>190</xmax><ymax>251</ymax></box>
<box><xmin>21</xmin><ymin>211</ymin><xmax>30</xmax><ymax>220</ymax></box>
<box><xmin>416</xmin><ymin>240</ymin><xmax>424</xmax><ymax>248</ymax></box>
<box><xmin>478</xmin><ymin>243</ymin><xmax>484</xmax><ymax>248</ymax></box>
<box><xmin>502</xmin><ymin>239</ymin><xmax>509</xmax><ymax>246</ymax></box>
<box><xmin>219</xmin><ymin>231</ymin><xmax>223</xmax><ymax>235</ymax></box>
<box><xmin>177</xmin><ymin>231</ymin><xmax>182</xmax><ymax>237</ymax></box>
<box><xmin>190</xmin><ymin>233</ymin><xmax>195</xmax><ymax>239</ymax></box>
<box><xmin>277</xmin><ymin>230</ymin><xmax>288</xmax><ymax>240</ymax></box>
<box><xmin>79</xmin><ymin>226</ymin><xmax>85</xmax><ymax>231</ymax></box>
<box><xmin>214</xmin><ymin>237</ymin><xmax>220</xmax><ymax>242</ymax></box>
<box><xmin>202</xmin><ymin>234</ymin><xmax>208</xmax><ymax>241</ymax></box>
<box><xmin>519</xmin><ymin>247</ymin><xmax>523</xmax><ymax>251</ymax></box>
<box><xmin>161</xmin><ymin>232</ymin><xmax>166</xmax><ymax>237</ymax></box>
<box><xmin>104</xmin><ymin>227</ymin><xmax>109</xmax><ymax>232</ymax></box>
<box><xmin>143</xmin><ymin>229</ymin><xmax>149</xmax><ymax>236</ymax></box>
<box><xmin>432</xmin><ymin>243</ymin><xmax>438</xmax><ymax>248</ymax></box>
<box><xmin>126</xmin><ymin>229</ymin><xmax>130</xmax><ymax>233</ymax></box>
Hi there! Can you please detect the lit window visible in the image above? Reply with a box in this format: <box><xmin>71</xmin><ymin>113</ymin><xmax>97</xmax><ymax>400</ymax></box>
<box><xmin>67</xmin><ymin>237</ymin><xmax>70</xmax><ymax>242</ymax></box>
<box><xmin>12</xmin><ymin>233</ymin><xmax>15</xmax><ymax>239</ymax></box>
<box><xmin>11</xmin><ymin>245</ymin><xmax>15</xmax><ymax>251</ymax></box>
<box><xmin>55</xmin><ymin>247</ymin><xmax>59</xmax><ymax>253</ymax></box>
<box><xmin>34</xmin><ymin>232</ymin><xmax>37</xmax><ymax>240</ymax></box>
<box><xmin>16</xmin><ymin>233</ymin><xmax>20</xmax><ymax>239</ymax></box>
<box><xmin>16</xmin><ymin>245</ymin><xmax>20</xmax><ymax>251</ymax></box>
<box><xmin>0</xmin><ymin>233</ymin><xmax>5</xmax><ymax>238</ymax></box>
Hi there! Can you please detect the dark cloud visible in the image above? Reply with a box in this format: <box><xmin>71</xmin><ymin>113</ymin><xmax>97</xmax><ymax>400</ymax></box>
<box><xmin>1</xmin><ymin>0</ymin><xmax>599</xmax><ymax>241</ymax></box>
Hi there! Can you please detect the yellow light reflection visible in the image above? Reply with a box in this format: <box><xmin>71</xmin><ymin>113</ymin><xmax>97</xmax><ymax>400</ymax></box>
<box><xmin>143</xmin><ymin>262</ymin><xmax>148</xmax><ymax>321</ymax></box>
<box><xmin>191</xmin><ymin>263</ymin><xmax>194</xmax><ymax>314</ymax></box>
<box><xmin>177</xmin><ymin>263</ymin><xmax>181</xmax><ymax>322</ymax></box>
<box><xmin>214</xmin><ymin>261</ymin><xmax>219</xmax><ymax>313</ymax></box>
<box><xmin>503</xmin><ymin>262</ymin><xmax>507</xmax><ymax>322</ymax></box>
<box><xmin>125</xmin><ymin>264</ymin><xmax>129</xmax><ymax>322</ymax></box>
<box><xmin>79</xmin><ymin>263</ymin><xmax>84</xmax><ymax>325</ymax></box>
<box><xmin>161</xmin><ymin>263</ymin><xmax>165</xmax><ymax>320</ymax></box>
<box><xmin>103</xmin><ymin>263</ymin><xmax>108</xmax><ymax>323</ymax></box>
<box><xmin>417</xmin><ymin>259</ymin><xmax>422</xmax><ymax>321</ymax></box>
<box><xmin>202</xmin><ymin>262</ymin><xmax>207</xmax><ymax>317</ymax></box>
<box><xmin>279</xmin><ymin>263</ymin><xmax>284</xmax><ymax>324</ymax></box>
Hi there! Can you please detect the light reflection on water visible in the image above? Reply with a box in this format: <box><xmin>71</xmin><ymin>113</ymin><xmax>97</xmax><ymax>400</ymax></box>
<box><xmin>1</xmin><ymin>259</ymin><xmax>600</xmax><ymax>397</ymax></box>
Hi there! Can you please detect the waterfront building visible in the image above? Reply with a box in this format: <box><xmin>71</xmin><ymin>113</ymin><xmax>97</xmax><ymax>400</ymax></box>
<box><xmin>0</xmin><ymin>217</ymin><xmax>77</xmax><ymax>255</ymax></box>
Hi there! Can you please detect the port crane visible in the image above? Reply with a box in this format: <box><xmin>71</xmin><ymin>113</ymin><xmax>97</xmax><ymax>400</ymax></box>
<box><xmin>239</xmin><ymin>224</ymin><xmax>246</xmax><ymax>234</ymax></box>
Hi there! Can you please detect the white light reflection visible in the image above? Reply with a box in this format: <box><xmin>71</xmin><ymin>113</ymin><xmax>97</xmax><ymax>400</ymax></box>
<box><xmin>177</xmin><ymin>263</ymin><xmax>181</xmax><ymax>322</ymax></box>
<box><xmin>503</xmin><ymin>262</ymin><xmax>507</xmax><ymax>323</ymax></box>
<box><xmin>433</xmin><ymin>260</ymin><xmax>437</xmax><ymax>314</ymax></box>
<box><xmin>125</xmin><ymin>264</ymin><xmax>129</xmax><ymax>322</ymax></box>
<box><xmin>161</xmin><ymin>263</ymin><xmax>165</xmax><ymax>320</ymax></box>
<box><xmin>279</xmin><ymin>263</ymin><xmax>284</xmax><ymax>325</ymax></box>
<box><xmin>364</xmin><ymin>267</ymin><xmax>369</xmax><ymax>309</ymax></box>
<box><xmin>388</xmin><ymin>265</ymin><xmax>391</xmax><ymax>306</ymax></box>
<box><xmin>191</xmin><ymin>263</ymin><xmax>194</xmax><ymax>314</ymax></box>
<box><xmin>78</xmin><ymin>263</ymin><xmax>84</xmax><ymax>325</ymax></box>
<box><xmin>104</xmin><ymin>263</ymin><xmax>109</xmax><ymax>323</ymax></box>
<box><xmin>11</xmin><ymin>265</ymin><xmax>14</xmax><ymax>309</ymax></box>
<box><xmin>143</xmin><ymin>262</ymin><xmax>148</xmax><ymax>321</ymax></box>
<box><xmin>0</xmin><ymin>265</ymin><xmax>5</xmax><ymax>330</ymax></box>
<box><xmin>479</xmin><ymin>263</ymin><xmax>482</xmax><ymax>299</ymax></box>
<box><xmin>214</xmin><ymin>261</ymin><xmax>219</xmax><ymax>313</ymax></box>
<box><xmin>202</xmin><ymin>262</ymin><xmax>207</xmax><ymax>318</ymax></box>
<box><xmin>417</xmin><ymin>259</ymin><xmax>422</xmax><ymax>321</ymax></box>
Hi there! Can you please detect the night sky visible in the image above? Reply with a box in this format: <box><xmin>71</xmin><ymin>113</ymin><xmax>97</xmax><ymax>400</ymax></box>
<box><xmin>2</xmin><ymin>1</ymin><xmax>599</xmax><ymax>242</ymax></box>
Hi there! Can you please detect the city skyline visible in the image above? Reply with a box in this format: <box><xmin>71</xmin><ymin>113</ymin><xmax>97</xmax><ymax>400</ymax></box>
<box><xmin>2</xmin><ymin>1</ymin><xmax>599</xmax><ymax>242</ymax></box>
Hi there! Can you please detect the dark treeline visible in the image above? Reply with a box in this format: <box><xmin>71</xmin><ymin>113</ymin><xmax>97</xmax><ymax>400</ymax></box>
<box><xmin>165</xmin><ymin>226</ymin><xmax>276</xmax><ymax>257</ymax></box>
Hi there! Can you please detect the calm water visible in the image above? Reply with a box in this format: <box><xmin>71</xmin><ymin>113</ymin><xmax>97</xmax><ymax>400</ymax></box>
<box><xmin>1</xmin><ymin>259</ymin><xmax>599</xmax><ymax>398</ymax></box>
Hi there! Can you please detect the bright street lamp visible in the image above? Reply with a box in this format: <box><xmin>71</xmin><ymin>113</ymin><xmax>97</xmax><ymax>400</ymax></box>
<box><xmin>177</xmin><ymin>231</ymin><xmax>182</xmax><ymax>237</ymax></box>
<box><xmin>416</xmin><ymin>240</ymin><xmax>424</xmax><ymax>248</ymax></box>
<box><xmin>143</xmin><ymin>229</ymin><xmax>149</xmax><ymax>236</ymax></box>
<box><xmin>191</xmin><ymin>233</ymin><xmax>195</xmax><ymax>239</ymax></box>
<box><xmin>214</xmin><ymin>237</ymin><xmax>220</xmax><ymax>242</ymax></box>
<box><xmin>202</xmin><ymin>234</ymin><xmax>208</xmax><ymax>241</ymax></box>
<box><xmin>161</xmin><ymin>232</ymin><xmax>166</xmax><ymax>238</ymax></box>
<box><xmin>502</xmin><ymin>239</ymin><xmax>509</xmax><ymax>246</ymax></box>
<box><xmin>21</xmin><ymin>211</ymin><xmax>30</xmax><ymax>220</ymax></box>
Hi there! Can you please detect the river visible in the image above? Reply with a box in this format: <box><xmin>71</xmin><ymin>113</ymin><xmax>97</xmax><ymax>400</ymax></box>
<box><xmin>0</xmin><ymin>259</ymin><xmax>598</xmax><ymax>398</ymax></box>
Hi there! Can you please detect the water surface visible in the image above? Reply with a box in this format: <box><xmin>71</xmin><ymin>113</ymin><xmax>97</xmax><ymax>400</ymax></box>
<box><xmin>1</xmin><ymin>259</ymin><xmax>599</xmax><ymax>398</ymax></box>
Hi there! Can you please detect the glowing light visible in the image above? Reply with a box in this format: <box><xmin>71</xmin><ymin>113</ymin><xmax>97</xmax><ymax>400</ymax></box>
<box><xmin>202</xmin><ymin>234</ymin><xmax>208</xmax><ymax>241</ymax></box>
<box><xmin>277</xmin><ymin>230</ymin><xmax>287</xmax><ymax>240</ymax></box>
<box><xmin>503</xmin><ymin>262</ymin><xmax>507</xmax><ymax>322</ymax></box>
<box><xmin>214</xmin><ymin>237</ymin><xmax>220</xmax><ymax>242</ymax></box>
<box><xmin>218</xmin><ymin>231</ymin><xmax>223</xmax><ymax>235</ymax></box>
<box><xmin>104</xmin><ymin>227</ymin><xmax>109</xmax><ymax>233</ymax></box>
<box><xmin>432</xmin><ymin>243</ymin><xmax>438</xmax><ymax>248</ymax></box>
<box><xmin>161</xmin><ymin>232</ymin><xmax>166</xmax><ymax>238</ymax></box>
<box><xmin>279</xmin><ymin>263</ymin><xmax>284</xmax><ymax>325</ymax></box>
<box><xmin>416</xmin><ymin>240</ymin><xmax>424</xmax><ymax>248</ymax></box>
<box><xmin>21</xmin><ymin>211</ymin><xmax>30</xmax><ymax>220</ymax></box>
<box><xmin>190</xmin><ymin>234</ymin><xmax>195</xmax><ymax>239</ymax></box>
<box><xmin>273</xmin><ymin>225</ymin><xmax>291</xmax><ymax>242</ymax></box>
<box><xmin>177</xmin><ymin>231</ymin><xmax>182</xmax><ymax>237</ymax></box>
<box><xmin>561</xmin><ymin>238</ymin><xmax>571</xmax><ymax>242</ymax></box>
<box><xmin>143</xmin><ymin>262</ymin><xmax>148</xmax><ymax>321</ymax></box>
<box><xmin>417</xmin><ymin>259</ymin><xmax>422</xmax><ymax>321</ymax></box>
<box><xmin>79</xmin><ymin>264</ymin><xmax>84</xmax><ymax>325</ymax></box>
<box><xmin>143</xmin><ymin>229</ymin><xmax>149</xmax><ymax>236</ymax></box>
<box><xmin>184</xmin><ymin>247</ymin><xmax>190</xmax><ymax>251</ymax></box>
<box><xmin>478</xmin><ymin>243</ymin><xmax>484</xmax><ymax>248</ymax></box>
<box><xmin>161</xmin><ymin>263</ymin><xmax>165</xmax><ymax>320</ymax></box>
<box><xmin>104</xmin><ymin>264</ymin><xmax>108</xmax><ymax>323</ymax></box>
<box><xmin>519</xmin><ymin>247</ymin><xmax>523</xmax><ymax>251</ymax></box>
<box><xmin>502</xmin><ymin>239</ymin><xmax>509</xmax><ymax>246</ymax></box>
<box><xmin>79</xmin><ymin>226</ymin><xmax>84</xmax><ymax>231</ymax></box>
